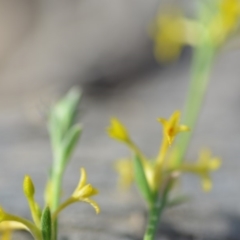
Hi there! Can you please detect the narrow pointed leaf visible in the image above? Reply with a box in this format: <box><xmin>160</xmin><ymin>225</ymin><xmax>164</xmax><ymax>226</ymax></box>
<box><xmin>133</xmin><ymin>155</ymin><xmax>153</xmax><ymax>204</ymax></box>
<box><xmin>41</xmin><ymin>206</ymin><xmax>52</xmax><ymax>240</ymax></box>
<box><xmin>62</xmin><ymin>125</ymin><xmax>82</xmax><ymax>167</ymax></box>
<box><xmin>48</xmin><ymin>88</ymin><xmax>81</xmax><ymax>148</ymax></box>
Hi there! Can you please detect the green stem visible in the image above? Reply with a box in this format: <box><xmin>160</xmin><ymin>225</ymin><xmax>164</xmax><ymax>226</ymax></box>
<box><xmin>175</xmin><ymin>41</ymin><xmax>216</xmax><ymax>164</ymax></box>
<box><xmin>28</xmin><ymin>198</ymin><xmax>41</xmax><ymax>227</ymax></box>
<box><xmin>50</xmin><ymin>149</ymin><xmax>64</xmax><ymax>240</ymax></box>
<box><xmin>52</xmin><ymin>198</ymin><xmax>75</xmax><ymax>221</ymax></box>
<box><xmin>143</xmin><ymin>180</ymin><xmax>173</xmax><ymax>240</ymax></box>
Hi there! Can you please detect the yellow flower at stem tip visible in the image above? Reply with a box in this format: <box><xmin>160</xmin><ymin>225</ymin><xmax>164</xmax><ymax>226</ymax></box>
<box><xmin>53</xmin><ymin>168</ymin><xmax>100</xmax><ymax>220</ymax></box>
<box><xmin>158</xmin><ymin>110</ymin><xmax>190</xmax><ymax>145</ymax></box>
<box><xmin>72</xmin><ymin>168</ymin><xmax>98</xmax><ymax>198</ymax></box>
<box><xmin>180</xmin><ymin>149</ymin><xmax>221</xmax><ymax>192</ymax></box>
<box><xmin>107</xmin><ymin>118</ymin><xmax>130</xmax><ymax>143</ymax></box>
<box><xmin>71</xmin><ymin>168</ymin><xmax>100</xmax><ymax>214</ymax></box>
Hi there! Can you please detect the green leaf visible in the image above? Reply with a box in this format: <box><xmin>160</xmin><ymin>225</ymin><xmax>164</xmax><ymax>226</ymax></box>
<box><xmin>48</xmin><ymin>88</ymin><xmax>81</xmax><ymax>147</ymax></box>
<box><xmin>41</xmin><ymin>206</ymin><xmax>52</xmax><ymax>240</ymax></box>
<box><xmin>61</xmin><ymin>124</ymin><xmax>82</xmax><ymax>167</ymax></box>
<box><xmin>133</xmin><ymin>154</ymin><xmax>154</xmax><ymax>205</ymax></box>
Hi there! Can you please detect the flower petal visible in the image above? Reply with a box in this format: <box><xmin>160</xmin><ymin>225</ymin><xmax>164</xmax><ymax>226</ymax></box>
<box><xmin>74</xmin><ymin>168</ymin><xmax>87</xmax><ymax>194</ymax></box>
<box><xmin>82</xmin><ymin>198</ymin><xmax>100</xmax><ymax>214</ymax></box>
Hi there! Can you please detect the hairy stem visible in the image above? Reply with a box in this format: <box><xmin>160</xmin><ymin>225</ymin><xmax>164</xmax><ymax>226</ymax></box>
<box><xmin>143</xmin><ymin>180</ymin><xmax>173</xmax><ymax>240</ymax></box>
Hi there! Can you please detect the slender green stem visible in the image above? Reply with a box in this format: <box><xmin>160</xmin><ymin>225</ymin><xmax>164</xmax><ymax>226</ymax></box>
<box><xmin>28</xmin><ymin>198</ymin><xmax>41</xmax><ymax>227</ymax></box>
<box><xmin>52</xmin><ymin>198</ymin><xmax>75</xmax><ymax>221</ymax></box>
<box><xmin>143</xmin><ymin>180</ymin><xmax>173</xmax><ymax>240</ymax></box>
<box><xmin>175</xmin><ymin>42</ymin><xmax>216</xmax><ymax>164</ymax></box>
<box><xmin>49</xmin><ymin>148</ymin><xmax>65</xmax><ymax>240</ymax></box>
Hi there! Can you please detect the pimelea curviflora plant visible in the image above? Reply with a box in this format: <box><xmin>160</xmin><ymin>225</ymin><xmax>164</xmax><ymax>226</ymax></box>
<box><xmin>0</xmin><ymin>89</ymin><xmax>100</xmax><ymax>240</ymax></box>
<box><xmin>108</xmin><ymin>0</ymin><xmax>240</xmax><ymax>239</ymax></box>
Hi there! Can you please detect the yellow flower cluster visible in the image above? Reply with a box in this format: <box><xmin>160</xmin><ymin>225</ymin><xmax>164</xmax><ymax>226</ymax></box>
<box><xmin>0</xmin><ymin>168</ymin><xmax>99</xmax><ymax>240</ymax></box>
<box><xmin>107</xmin><ymin>111</ymin><xmax>221</xmax><ymax>195</ymax></box>
<box><xmin>151</xmin><ymin>0</ymin><xmax>240</xmax><ymax>62</ymax></box>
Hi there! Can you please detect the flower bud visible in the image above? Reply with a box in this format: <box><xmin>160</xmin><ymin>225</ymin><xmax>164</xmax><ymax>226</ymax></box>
<box><xmin>23</xmin><ymin>175</ymin><xmax>35</xmax><ymax>198</ymax></box>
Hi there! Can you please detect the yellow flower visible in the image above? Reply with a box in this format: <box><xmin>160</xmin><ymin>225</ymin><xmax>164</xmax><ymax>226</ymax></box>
<box><xmin>158</xmin><ymin>110</ymin><xmax>190</xmax><ymax>145</ymax></box>
<box><xmin>209</xmin><ymin>0</ymin><xmax>240</xmax><ymax>44</ymax></box>
<box><xmin>180</xmin><ymin>149</ymin><xmax>221</xmax><ymax>191</ymax></box>
<box><xmin>107</xmin><ymin>118</ymin><xmax>131</xmax><ymax>143</ymax></box>
<box><xmin>151</xmin><ymin>13</ymin><xmax>186</xmax><ymax>62</ymax></box>
<box><xmin>114</xmin><ymin>158</ymin><xmax>134</xmax><ymax>189</ymax></box>
<box><xmin>53</xmin><ymin>168</ymin><xmax>100</xmax><ymax>220</ymax></box>
<box><xmin>150</xmin><ymin>7</ymin><xmax>200</xmax><ymax>63</ymax></box>
<box><xmin>219</xmin><ymin>0</ymin><xmax>240</xmax><ymax>31</ymax></box>
<box><xmin>71</xmin><ymin>168</ymin><xmax>99</xmax><ymax>212</ymax></box>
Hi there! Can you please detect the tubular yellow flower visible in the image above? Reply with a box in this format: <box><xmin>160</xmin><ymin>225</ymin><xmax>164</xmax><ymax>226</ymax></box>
<box><xmin>152</xmin><ymin>13</ymin><xmax>186</xmax><ymax>62</ymax></box>
<box><xmin>52</xmin><ymin>168</ymin><xmax>100</xmax><ymax>220</ymax></box>
<box><xmin>209</xmin><ymin>0</ymin><xmax>240</xmax><ymax>45</ymax></box>
<box><xmin>158</xmin><ymin>110</ymin><xmax>190</xmax><ymax>145</ymax></box>
<box><xmin>71</xmin><ymin>168</ymin><xmax>99</xmax><ymax>214</ymax></box>
<box><xmin>180</xmin><ymin>149</ymin><xmax>221</xmax><ymax>191</ymax></box>
<box><xmin>151</xmin><ymin>8</ymin><xmax>200</xmax><ymax>63</ymax></box>
<box><xmin>114</xmin><ymin>158</ymin><xmax>134</xmax><ymax>189</ymax></box>
<box><xmin>107</xmin><ymin>118</ymin><xmax>131</xmax><ymax>143</ymax></box>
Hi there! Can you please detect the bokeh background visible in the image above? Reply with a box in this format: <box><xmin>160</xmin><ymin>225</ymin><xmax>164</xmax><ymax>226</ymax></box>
<box><xmin>0</xmin><ymin>0</ymin><xmax>239</xmax><ymax>239</ymax></box>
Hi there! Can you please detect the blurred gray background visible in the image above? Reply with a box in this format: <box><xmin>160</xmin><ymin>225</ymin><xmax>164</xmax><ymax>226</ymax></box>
<box><xmin>0</xmin><ymin>0</ymin><xmax>239</xmax><ymax>239</ymax></box>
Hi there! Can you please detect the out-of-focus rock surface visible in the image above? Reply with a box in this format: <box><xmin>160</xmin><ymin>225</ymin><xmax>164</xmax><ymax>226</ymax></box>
<box><xmin>0</xmin><ymin>0</ymin><xmax>239</xmax><ymax>239</ymax></box>
<box><xmin>0</xmin><ymin>0</ymin><xmax>164</xmax><ymax>99</ymax></box>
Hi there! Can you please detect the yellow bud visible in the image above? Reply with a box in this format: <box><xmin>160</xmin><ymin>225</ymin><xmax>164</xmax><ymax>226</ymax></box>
<box><xmin>107</xmin><ymin>118</ymin><xmax>130</xmax><ymax>143</ymax></box>
<box><xmin>23</xmin><ymin>175</ymin><xmax>35</xmax><ymax>198</ymax></box>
